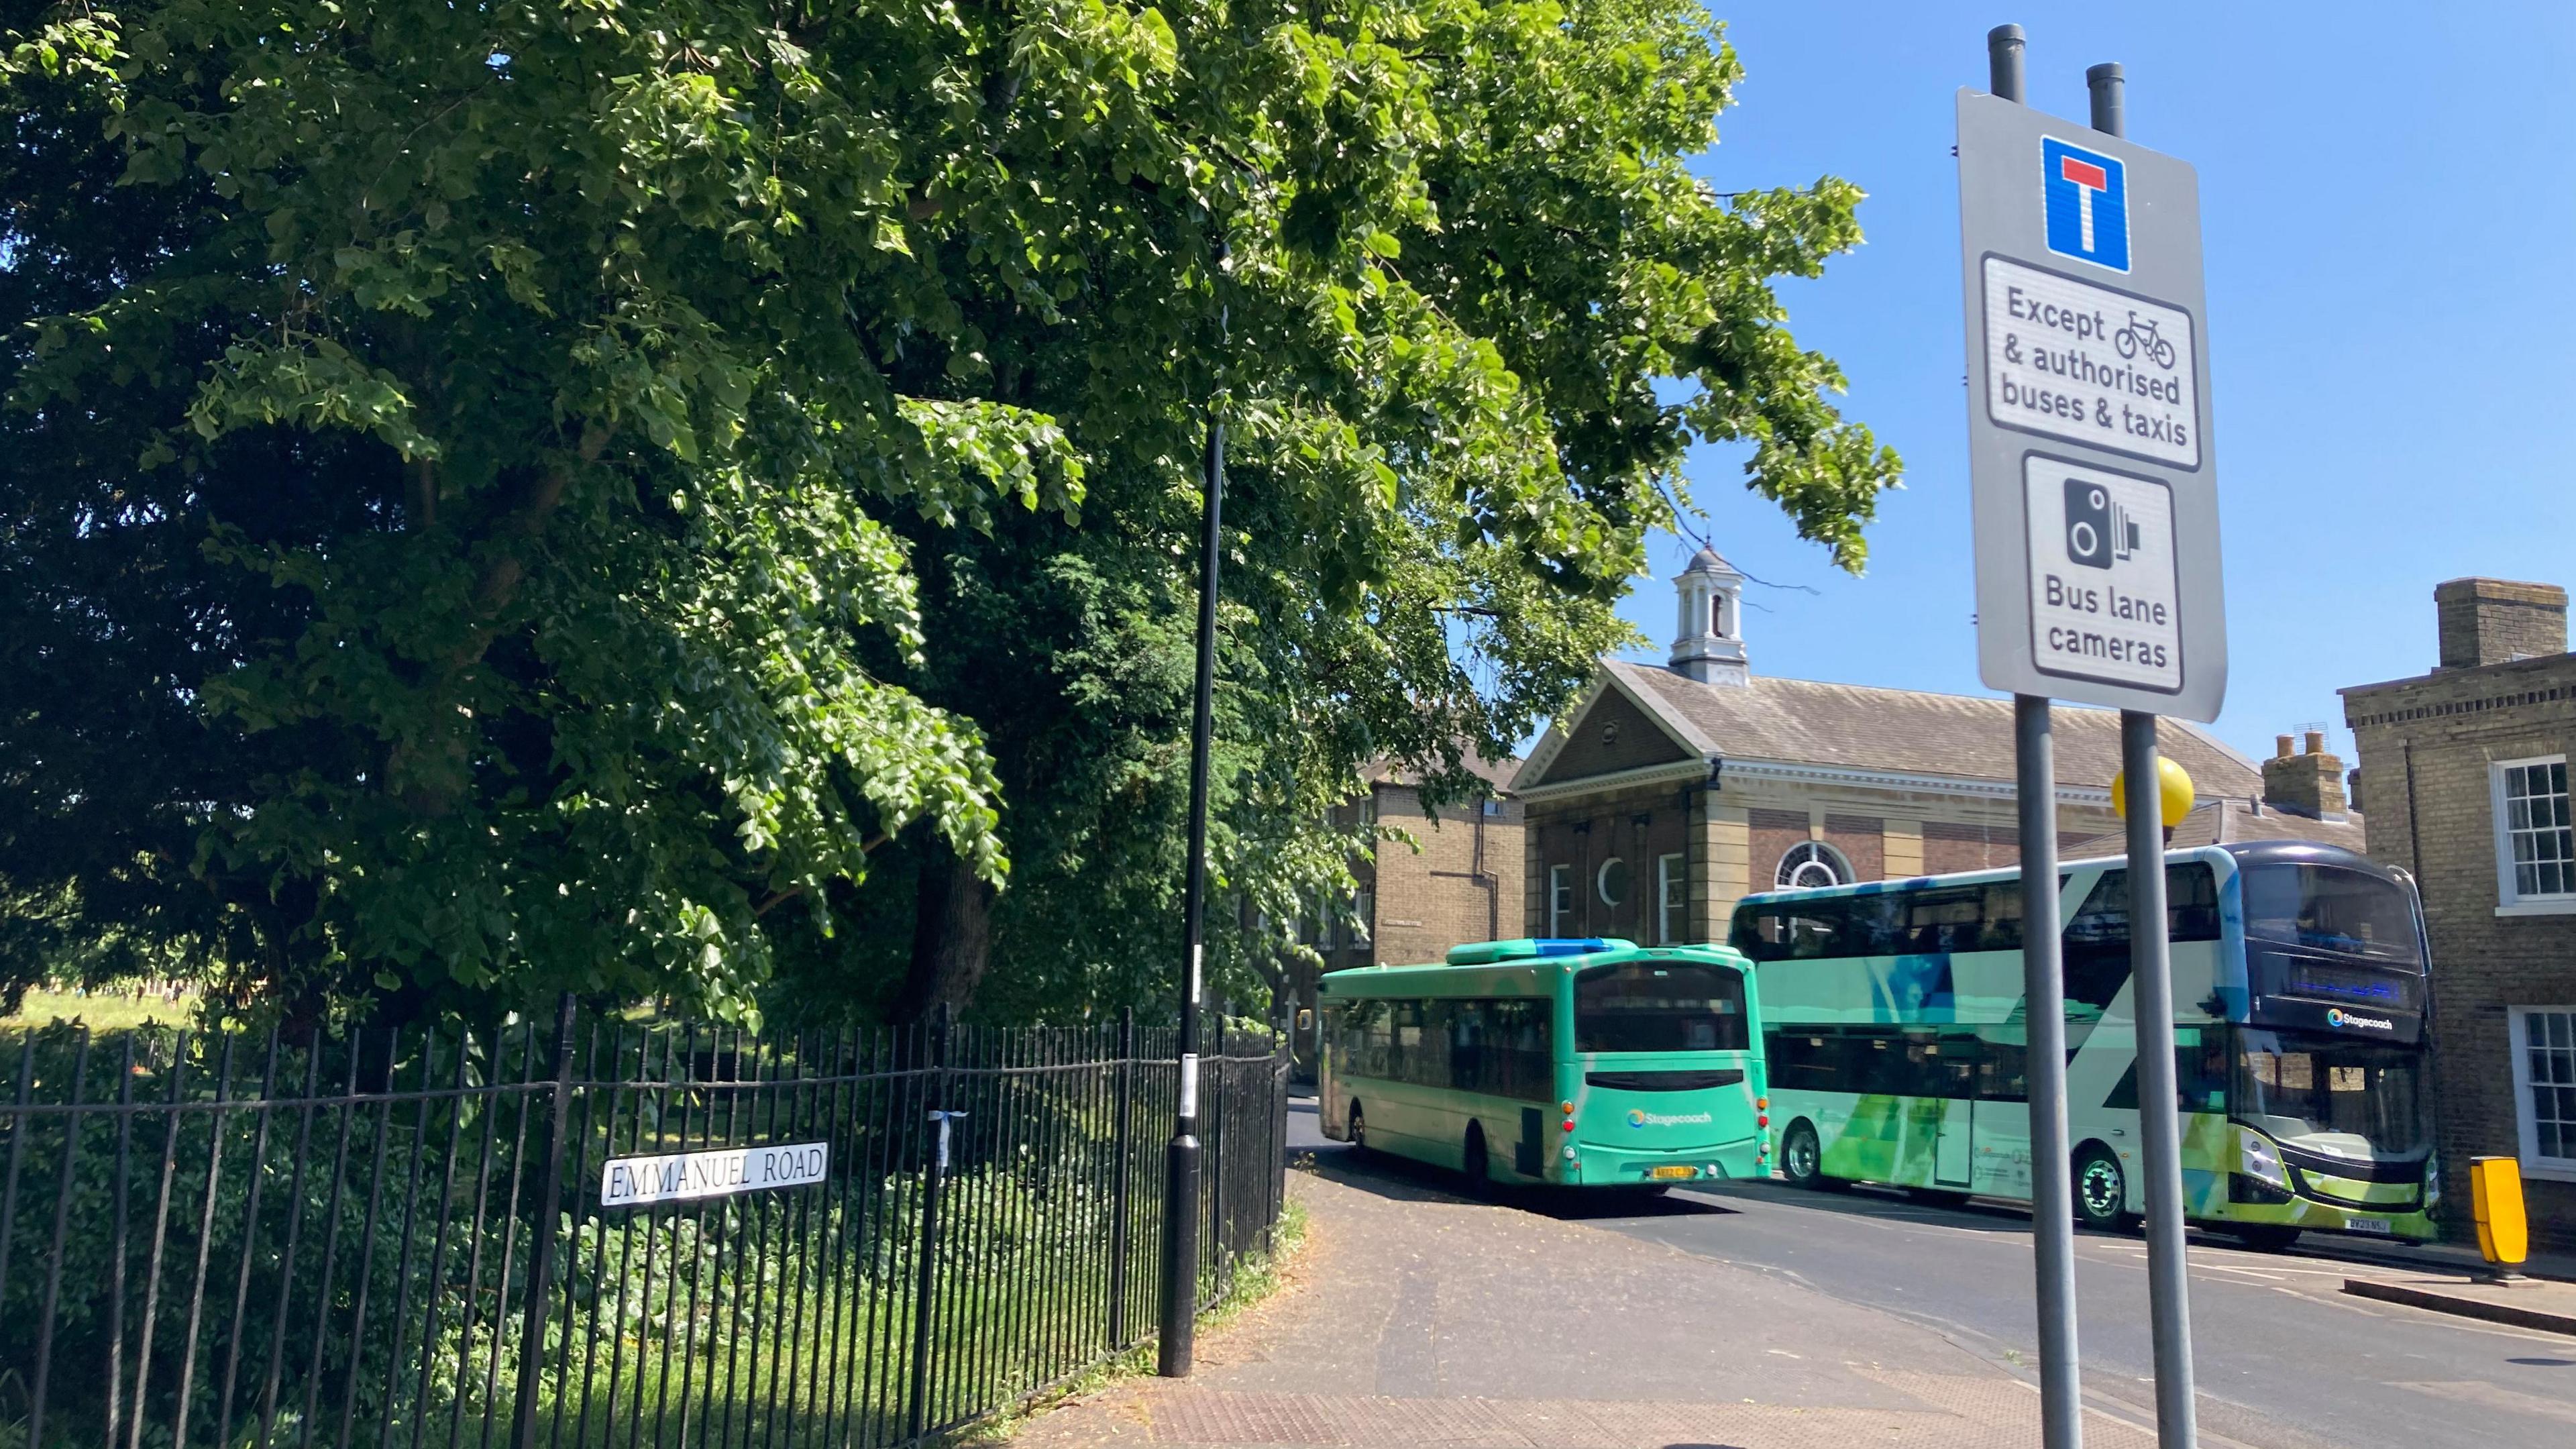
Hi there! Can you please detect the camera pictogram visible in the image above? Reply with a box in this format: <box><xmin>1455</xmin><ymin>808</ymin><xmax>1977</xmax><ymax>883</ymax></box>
<box><xmin>2063</xmin><ymin>477</ymin><xmax>2139</xmax><ymax>570</ymax></box>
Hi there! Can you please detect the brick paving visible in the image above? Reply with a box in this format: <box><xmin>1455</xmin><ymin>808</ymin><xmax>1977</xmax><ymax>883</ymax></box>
<box><xmin>1010</xmin><ymin>1167</ymin><xmax>2166</xmax><ymax>1449</ymax></box>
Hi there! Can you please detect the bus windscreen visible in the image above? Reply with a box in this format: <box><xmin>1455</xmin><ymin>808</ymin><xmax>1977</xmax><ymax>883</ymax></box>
<box><xmin>2240</xmin><ymin>863</ymin><xmax>2422</xmax><ymax>963</ymax></box>
<box><xmin>2235</xmin><ymin>1029</ymin><xmax>2432</xmax><ymax>1158</ymax></box>
<box><xmin>1574</xmin><ymin>962</ymin><xmax>1748</xmax><ymax>1053</ymax></box>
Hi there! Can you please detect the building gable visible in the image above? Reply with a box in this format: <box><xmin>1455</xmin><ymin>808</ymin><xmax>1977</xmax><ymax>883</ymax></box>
<box><xmin>1525</xmin><ymin>683</ymin><xmax>1698</xmax><ymax>787</ymax></box>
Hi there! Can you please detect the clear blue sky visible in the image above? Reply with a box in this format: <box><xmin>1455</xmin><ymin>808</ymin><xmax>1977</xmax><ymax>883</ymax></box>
<box><xmin>1612</xmin><ymin>3</ymin><xmax>2576</xmax><ymax>771</ymax></box>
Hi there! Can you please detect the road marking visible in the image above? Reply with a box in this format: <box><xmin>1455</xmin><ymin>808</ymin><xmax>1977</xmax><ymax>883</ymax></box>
<box><xmin>2390</xmin><ymin>1379</ymin><xmax>2576</xmax><ymax>1427</ymax></box>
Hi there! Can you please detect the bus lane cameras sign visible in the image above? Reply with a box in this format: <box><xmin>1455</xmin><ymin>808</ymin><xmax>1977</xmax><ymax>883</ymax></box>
<box><xmin>2024</xmin><ymin>456</ymin><xmax>2181</xmax><ymax>692</ymax></box>
<box><xmin>1958</xmin><ymin>90</ymin><xmax>2226</xmax><ymax>722</ymax></box>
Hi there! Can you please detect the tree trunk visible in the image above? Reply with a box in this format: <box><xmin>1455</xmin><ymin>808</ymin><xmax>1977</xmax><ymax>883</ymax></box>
<box><xmin>892</xmin><ymin>842</ymin><xmax>996</xmax><ymax>1023</ymax></box>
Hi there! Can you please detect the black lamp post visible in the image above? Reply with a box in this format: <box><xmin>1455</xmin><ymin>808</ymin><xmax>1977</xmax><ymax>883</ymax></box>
<box><xmin>1158</xmin><ymin>280</ymin><xmax>1226</xmax><ymax>1377</ymax></box>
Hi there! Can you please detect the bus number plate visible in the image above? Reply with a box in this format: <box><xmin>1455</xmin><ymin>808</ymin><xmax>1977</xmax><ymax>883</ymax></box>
<box><xmin>1648</xmin><ymin>1166</ymin><xmax>1699</xmax><ymax>1181</ymax></box>
<box><xmin>2347</xmin><ymin>1217</ymin><xmax>2392</xmax><ymax>1236</ymax></box>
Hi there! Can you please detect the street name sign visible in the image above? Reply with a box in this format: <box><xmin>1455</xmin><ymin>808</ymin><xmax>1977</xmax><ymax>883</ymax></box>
<box><xmin>600</xmin><ymin>1140</ymin><xmax>829</xmax><ymax>1208</ymax></box>
<box><xmin>1960</xmin><ymin>91</ymin><xmax>2226</xmax><ymax>721</ymax></box>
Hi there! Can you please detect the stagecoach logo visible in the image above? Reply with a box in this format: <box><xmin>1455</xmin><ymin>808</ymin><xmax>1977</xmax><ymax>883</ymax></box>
<box><xmin>1628</xmin><ymin>1108</ymin><xmax>1715</xmax><ymax>1128</ymax></box>
<box><xmin>2326</xmin><ymin>1008</ymin><xmax>2396</xmax><ymax>1033</ymax></box>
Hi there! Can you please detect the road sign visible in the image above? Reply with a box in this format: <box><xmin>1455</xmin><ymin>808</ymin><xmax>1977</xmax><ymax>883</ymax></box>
<box><xmin>1960</xmin><ymin>91</ymin><xmax>2226</xmax><ymax>721</ymax></box>
<box><xmin>2042</xmin><ymin>138</ymin><xmax>2129</xmax><ymax>270</ymax></box>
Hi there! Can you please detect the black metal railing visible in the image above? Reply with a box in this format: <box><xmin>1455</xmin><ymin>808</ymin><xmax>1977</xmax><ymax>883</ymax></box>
<box><xmin>0</xmin><ymin>1002</ymin><xmax>1290</xmax><ymax>1448</ymax></box>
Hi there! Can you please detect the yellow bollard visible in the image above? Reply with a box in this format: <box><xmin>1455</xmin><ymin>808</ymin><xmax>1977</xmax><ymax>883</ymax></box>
<box><xmin>2469</xmin><ymin>1156</ymin><xmax>2530</xmax><ymax>1283</ymax></box>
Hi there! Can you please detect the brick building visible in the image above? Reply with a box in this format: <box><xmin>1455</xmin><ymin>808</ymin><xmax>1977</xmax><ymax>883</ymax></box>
<box><xmin>1284</xmin><ymin>757</ymin><xmax>1524</xmax><ymax>1073</ymax></box>
<box><xmin>1511</xmin><ymin>546</ymin><xmax>2344</xmax><ymax>947</ymax></box>
<box><xmin>2343</xmin><ymin>577</ymin><xmax>2576</xmax><ymax>1247</ymax></box>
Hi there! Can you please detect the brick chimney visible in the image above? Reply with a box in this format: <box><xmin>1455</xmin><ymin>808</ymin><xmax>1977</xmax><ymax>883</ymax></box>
<box><xmin>2434</xmin><ymin>577</ymin><xmax>2567</xmax><ymax>669</ymax></box>
<box><xmin>2261</xmin><ymin>731</ymin><xmax>2347</xmax><ymax>820</ymax></box>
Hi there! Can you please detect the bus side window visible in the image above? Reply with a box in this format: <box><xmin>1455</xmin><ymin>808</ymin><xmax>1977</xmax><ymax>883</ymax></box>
<box><xmin>1976</xmin><ymin>1028</ymin><xmax>2028</xmax><ymax>1102</ymax></box>
<box><xmin>1980</xmin><ymin>881</ymin><xmax>2025</xmax><ymax>953</ymax></box>
<box><xmin>1733</xmin><ymin>907</ymin><xmax>1790</xmax><ymax>961</ymax></box>
<box><xmin>1406</xmin><ymin>1001</ymin><xmax>1453</xmax><ymax>1090</ymax></box>
<box><xmin>2063</xmin><ymin>872</ymin><xmax>2133</xmax><ymax>1012</ymax></box>
<box><xmin>1448</xmin><ymin>1001</ymin><xmax>1487</xmax><ymax>1095</ymax></box>
<box><xmin>2167</xmin><ymin>864</ymin><xmax>2220</xmax><ymax>943</ymax></box>
<box><xmin>1496</xmin><ymin>999</ymin><xmax>1551</xmax><ymax>1101</ymax></box>
<box><xmin>2064</xmin><ymin>863</ymin><xmax>2225</xmax><ymax>1010</ymax></box>
<box><xmin>1354</xmin><ymin>1000</ymin><xmax>1390</xmax><ymax>1079</ymax></box>
<box><xmin>2104</xmin><ymin>1028</ymin><xmax>2229</xmax><ymax>1113</ymax></box>
<box><xmin>1787</xmin><ymin>900</ymin><xmax>1851</xmax><ymax>959</ymax></box>
<box><xmin>1902</xmin><ymin>887</ymin><xmax>1985</xmax><ymax>954</ymax></box>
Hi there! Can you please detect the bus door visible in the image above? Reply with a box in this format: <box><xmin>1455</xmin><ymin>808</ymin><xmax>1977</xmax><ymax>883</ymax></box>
<box><xmin>1970</xmin><ymin>1026</ymin><xmax>2033</xmax><ymax>1198</ymax></box>
<box><xmin>1316</xmin><ymin>1004</ymin><xmax>1348</xmax><ymax>1140</ymax></box>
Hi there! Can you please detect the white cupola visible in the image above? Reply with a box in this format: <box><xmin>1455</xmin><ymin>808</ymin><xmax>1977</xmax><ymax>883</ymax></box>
<box><xmin>1670</xmin><ymin>545</ymin><xmax>1748</xmax><ymax>686</ymax></box>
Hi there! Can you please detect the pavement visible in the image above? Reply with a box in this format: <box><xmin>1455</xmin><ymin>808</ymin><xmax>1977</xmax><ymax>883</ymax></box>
<box><xmin>2342</xmin><ymin>1275</ymin><xmax>2576</xmax><ymax>1337</ymax></box>
<box><xmin>1015</xmin><ymin>1159</ymin><xmax>2168</xmax><ymax>1449</ymax></box>
<box><xmin>1011</xmin><ymin>1097</ymin><xmax>2576</xmax><ymax>1449</ymax></box>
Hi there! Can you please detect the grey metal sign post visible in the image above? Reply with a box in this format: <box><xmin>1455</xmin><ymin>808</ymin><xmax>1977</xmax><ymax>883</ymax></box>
<box><xmin>1963</xmin><ymin>24</ymin><xmax>2224</xmax><ymax>1449</ymax></box>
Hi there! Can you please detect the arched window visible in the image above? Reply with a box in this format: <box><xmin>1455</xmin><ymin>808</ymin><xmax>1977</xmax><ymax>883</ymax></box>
<box><xmin>1775</xmin><ymin>841</ymin><xmax>1850</xmax><ymax>890</ymax></box>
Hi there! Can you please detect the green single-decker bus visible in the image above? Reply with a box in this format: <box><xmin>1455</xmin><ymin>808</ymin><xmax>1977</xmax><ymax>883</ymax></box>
<box><xmin>1316</xmin><ymin>938</ymin><xmax>1770</xmax><ymax>1190</ymax></box>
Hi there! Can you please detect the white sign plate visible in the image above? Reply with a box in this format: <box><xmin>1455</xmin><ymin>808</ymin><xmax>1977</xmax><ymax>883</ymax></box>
<box><xmin>2023</xmin><ymin>455</ymin><xmax>2181</xmax><ymax>692</ymax></box>
<box><xmin>1959</xmin><ymin>89</ymin><xmax>2226</xmax><ymax>721</ymax></box>
<box><xmin>600</xmin><ymin>1140</ymin><xmax>829</xmax><ymax>1208</ymax></box>
<box><xmin>1983</xmin><ymin>257</ymin><xmax>2199</xmax><ymax>469</ymax></box>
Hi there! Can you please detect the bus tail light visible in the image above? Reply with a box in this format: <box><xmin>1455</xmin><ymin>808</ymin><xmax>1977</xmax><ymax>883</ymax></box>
<box><xmin>1561</xmin><ymin>1118</ymin><xmax>1576</xmax><ymax>1132</ymax></box>
<box><xmin>1756</xmin><ymin>1096</ymin><xmax>1770</xmax><ymax>1110</ymax></box>
<box><xmin>1560</xmin><ymin>1100</ymin><xmax>1574</xmax><ymax>1114</ymax></box>
<box><xmin>1757</xmin><ymin>1114</ymin><xmax>1770</xmax><ymax>1128</ymax></box>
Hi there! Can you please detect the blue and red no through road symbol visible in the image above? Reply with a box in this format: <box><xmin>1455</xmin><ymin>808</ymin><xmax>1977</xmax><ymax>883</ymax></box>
<box><xmin>2042</xmin><ymin>137</ymin><xmax>2129</xmax><ymax>272</ymax></box>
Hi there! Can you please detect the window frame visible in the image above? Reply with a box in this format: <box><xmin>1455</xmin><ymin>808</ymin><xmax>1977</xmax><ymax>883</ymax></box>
<box><xmin>1775</xmin><ymin>840</ymin><xmax>1852</xmax><ymax>890</ymax></box>
<box><xmin>1656</xmin><ymin>852</ymin><xmax>1688</xmax><ymax>945</ymax></box>
<box><xmin>1350</xmin><ymin>889</ymin><xmax>1373</xmax><ymax>949</ymax></box>
<box><xmin>2510</xmin><ymin>1006</ymin><xmax>2576</xmax><ymax>1181</ymax></box>
<box><xmin>1548</xmin><ymin>864</ymin><xmax>1574</xmax><ymax>936</ymax></box>
<box><xmin>2491</xmin><ymin>755</ymin><xmax>2576</xmax><ymax>915</ymax></box>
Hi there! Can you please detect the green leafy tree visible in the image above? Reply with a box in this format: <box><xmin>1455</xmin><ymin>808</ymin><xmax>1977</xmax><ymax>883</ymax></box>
<box><xmin>1</xmin><ymin>0</ymin><xmax>1896</xmax><ymax>1027</ymax></box>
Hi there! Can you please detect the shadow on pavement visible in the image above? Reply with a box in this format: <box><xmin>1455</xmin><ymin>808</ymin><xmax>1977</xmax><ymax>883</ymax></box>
<box><xmin>1293</xmin><ymin>1136</ymin><xmax>1741</xmax><ymax>1220</ymax></box>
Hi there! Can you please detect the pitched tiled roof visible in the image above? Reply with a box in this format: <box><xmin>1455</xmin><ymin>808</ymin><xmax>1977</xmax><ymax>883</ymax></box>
<box><xmin>1599</xmin><ymin>658</ymin><xmax>2261</xmax><ymax>794</ymax></box>
<box><xmin>2171</xmin><ymin>800</ymin><xmax>2367</xmax><ymax>851</ymax></box>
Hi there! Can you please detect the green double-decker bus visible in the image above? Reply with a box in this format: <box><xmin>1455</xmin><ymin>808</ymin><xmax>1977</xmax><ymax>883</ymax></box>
<box><xmin>1730</xmin><ymin>841</ymin><xmax>2438</xmax><ymax>1248</ymax></box>
<box><xmin>1316</xmin><ymin>938</ymin><xmax>1770</xmax><ymax>1191</ymax></box>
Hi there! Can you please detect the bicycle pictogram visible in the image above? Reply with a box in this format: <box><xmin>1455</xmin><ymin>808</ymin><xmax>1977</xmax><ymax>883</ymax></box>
<box><xmin>2113</xmin><ymin>310</ymin><xmax>2178</xmax><ymax>370</ymax></box>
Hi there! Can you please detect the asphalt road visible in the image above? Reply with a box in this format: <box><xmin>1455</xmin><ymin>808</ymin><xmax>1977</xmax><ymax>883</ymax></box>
<box><xmin>1285</xmin><ymin>1095</ymin><xmax>2576</xmax><ymax>1449</ymax></box>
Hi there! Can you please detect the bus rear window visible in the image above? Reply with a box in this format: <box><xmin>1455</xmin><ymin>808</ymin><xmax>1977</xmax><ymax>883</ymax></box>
<box><xmin>1574</xmin><ymin>962</ymin><xmax>1748</xmax><ymax>1053</ymax></box>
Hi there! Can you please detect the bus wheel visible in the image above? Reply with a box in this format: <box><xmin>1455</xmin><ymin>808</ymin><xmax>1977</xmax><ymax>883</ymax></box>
<box><xmin>2220</xmin><ymin>1222</ymin><xmax>2301</xmax><ymax>1252</ymax></box>
<box><xmin>2073</xmin><ymin>1145</ymin><xmax>2131</xmax><ymax>1231</ymax></box>
<box><xmin>1348</xmin><ymin>1104</ymin><xmax>1368</xmax><ymax>1157</ymax></box>
<box><xmin>1782</xmin><ymin>1121</ymin><xmax>1837</xmax><ymax>1190</ymax></box>
<box><xmin>1461</xmin><ymin>1128</ymin><xmax>1491</xmax><ymax>1195</ymax></box>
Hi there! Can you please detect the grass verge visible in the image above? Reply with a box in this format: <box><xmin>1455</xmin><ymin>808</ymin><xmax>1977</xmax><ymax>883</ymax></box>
<box><xmin>1</xmin><ymin>987</ymin><xmax>192</xmax><ymax>1032</ymax></box>
<box><xmin>969</xmin><ymin>1194</ymin><xmax>1312</xmax><ymax>1442</ymax></box>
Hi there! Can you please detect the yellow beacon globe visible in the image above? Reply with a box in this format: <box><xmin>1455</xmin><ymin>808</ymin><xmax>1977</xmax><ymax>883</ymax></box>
<box><xmin>2110</xmin><ymin>757</ymin><xmax>2196</xmax><ymax>825</ymax></box>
